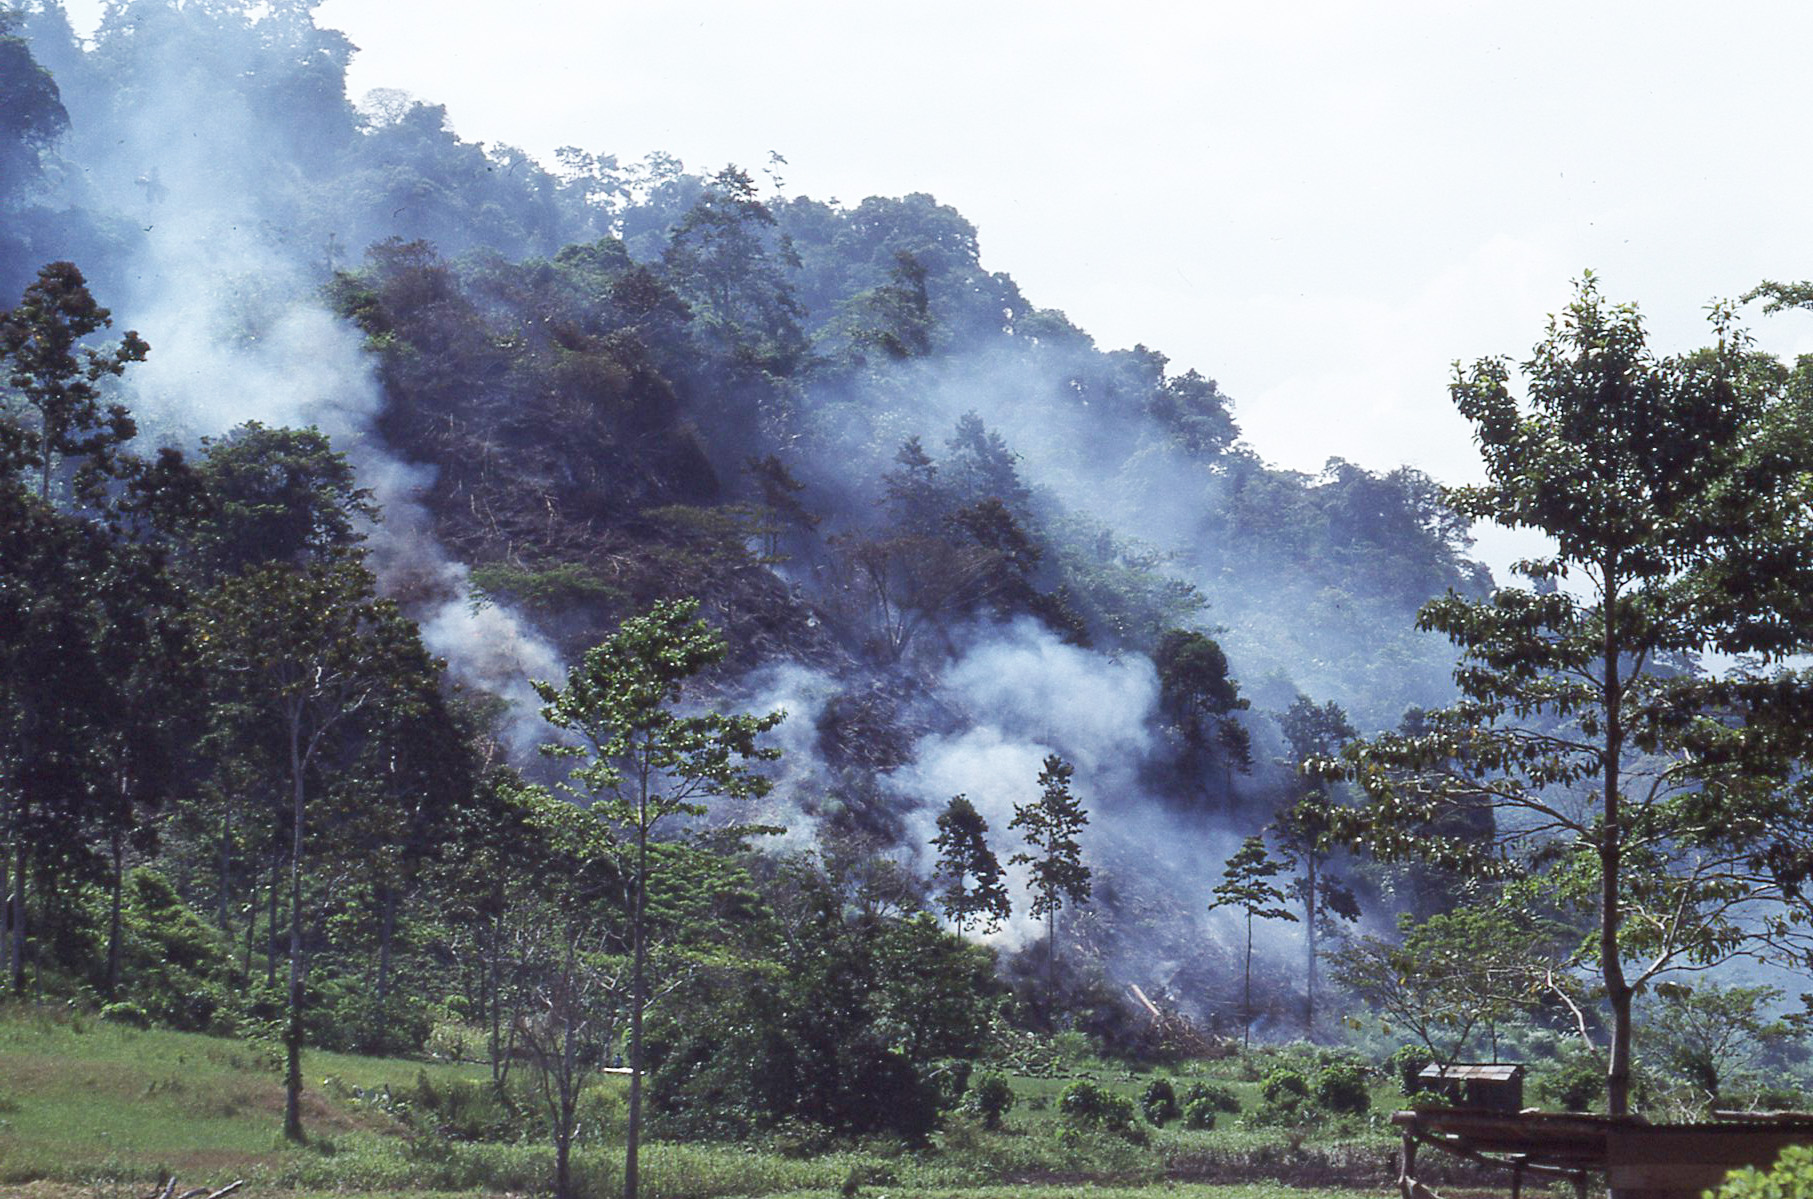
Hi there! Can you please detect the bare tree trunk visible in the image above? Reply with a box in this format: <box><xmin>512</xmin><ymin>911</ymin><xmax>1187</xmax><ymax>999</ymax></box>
<box><xmin>1243</xmin><ymin>910</ymin><xmax>1254</xmax><ymax>1049</ymax></box>
<box><xmin>555</xmin><ymin>986</ymin><xmax>578</xmax><ymax>1199</ymax></box>
<box><xmin>106</xmin><ymin>825</ymin><xmax>125</xmax><ymax>996</ymax></box>
<box><xmin>374</xmin><ymin>882</ymin><xmax>398</xmax><ymax>1050</ymax></box>
<box><xmin>9</xmin><ymin>840</ymin><xmax>26</xmax><ymax>995</ymax></box>
<box><xmin>1304</xmin><ymin>856</ymin><xmax>1317</xmax><ymax>1036</ymax></box>
<box><xmin>1601</xmin><ymin>569</ymin><xmax>1633</xmax><ymax>1119</ymax></box>
<box><xmin>488</xmin><ymin>912</ymin><xmax>503</xmax><ymax>1085</ymax></box>
<box><xmin>266</xmin><ymin>833</ymin><xmax>280</xmax><ymax>987</ymax></box>
<box><xmin>243</xmin><ymin>865</ymin><xmax>256</xmax><ymax>977</ymax></box>
<box><xmin>284</xmin><ymin>724</ymin><xmax>307</xmax><ymax>1143</ymax></box>
<box><xmin>218</xmin><ymin>794</ymin><xmax>233</xmax><ymax>931</ymax></box>
<box><xmin>625</xmin><ymin>821</ymin><xmax>648</xmax><ymax>1199</ymax></box>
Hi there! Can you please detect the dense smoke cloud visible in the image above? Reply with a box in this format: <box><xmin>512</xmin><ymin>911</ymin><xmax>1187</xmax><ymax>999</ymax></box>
<box><xmin>109</xmin><ymin>204</ymin><xmax>564</xmax><ymax>751</ymax></box>
<box><xmin>9</xmin><ymin>0</ymin><xmax>1469</xmax><ymax>1031</ymax></box>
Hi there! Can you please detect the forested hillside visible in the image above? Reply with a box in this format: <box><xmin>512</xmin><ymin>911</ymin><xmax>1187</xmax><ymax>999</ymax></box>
<box><xmin>0</xmin><ymin>0</ymin><xmax>1491</xmax><ymax>1031</ymax></box>
<box><xmin>25</xmin><ymin>6</ymin><xmax>1813</xmax><ymax>1197</ymax></box>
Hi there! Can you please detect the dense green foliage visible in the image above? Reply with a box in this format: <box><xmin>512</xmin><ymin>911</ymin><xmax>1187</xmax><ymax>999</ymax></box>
<box><xmin>1322</xmin><ymin>278</ymin><xmax>1813</xmax><ymax>1114</ymax></box>
<box><xmin>1716</xmin><ymin>1144</ymin><xmax>1813</xmax><ymax>1199</ymax></box>
<box><xmin>8</xmin><ymin>8</ymin><xmax>1813</xmax><ymax>1196</ymax></box>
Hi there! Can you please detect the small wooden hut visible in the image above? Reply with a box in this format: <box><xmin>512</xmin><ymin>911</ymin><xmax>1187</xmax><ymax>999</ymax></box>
<box><xmin>1416</xmin><ymin>1062</ymin><xmax>1525</xmax><ymax>1112</ymax></box>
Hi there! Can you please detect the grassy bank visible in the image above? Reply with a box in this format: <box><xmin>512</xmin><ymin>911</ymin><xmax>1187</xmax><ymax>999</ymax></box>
<box><xmin>0</xmin><ymin>1004</ymin><xmax>1433</xmax><ymax>1198</ymax></box>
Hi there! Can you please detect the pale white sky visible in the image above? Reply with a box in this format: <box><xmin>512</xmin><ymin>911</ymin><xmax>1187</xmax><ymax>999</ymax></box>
<box><xmin>67</xmin><ymin>1</ymin><xmax>1813</xmax><ymax>492</ymax></box>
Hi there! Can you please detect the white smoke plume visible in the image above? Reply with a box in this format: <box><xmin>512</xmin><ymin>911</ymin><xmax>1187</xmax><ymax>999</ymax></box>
<box><xmin>114</xmin><ymin>212</ymin><xmax>563</xmax><ymax>755</ymax></box>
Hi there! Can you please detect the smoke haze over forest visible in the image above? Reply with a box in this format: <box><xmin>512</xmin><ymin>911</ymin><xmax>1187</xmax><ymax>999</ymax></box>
<box><xmin>15</xmin><ymin>0</ymin><xmax>1809</xmax><ymax>1052</ymax></box>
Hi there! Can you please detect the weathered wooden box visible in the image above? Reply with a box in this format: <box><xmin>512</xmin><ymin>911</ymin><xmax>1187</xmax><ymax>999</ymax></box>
<box><xmin>1416</xmin><ymin>1062</ymin><xmax>1525</xmax><ymax>1112</ymax></box>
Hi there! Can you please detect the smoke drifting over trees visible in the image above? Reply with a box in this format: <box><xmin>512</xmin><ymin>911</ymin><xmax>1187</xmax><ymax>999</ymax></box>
<box><xmin>1</xmin><ymin>0</ymin><xmax>1503</xmax><ymax>1037</ymax></box>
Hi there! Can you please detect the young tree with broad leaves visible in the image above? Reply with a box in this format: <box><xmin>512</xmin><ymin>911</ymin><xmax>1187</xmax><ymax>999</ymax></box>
<box><xmin>1320</xmin><ymin>276</ymin><xmax>1813</xmax><ymax>1115</ymax></box>
<box><xmin>931</xmin><ymin>793</ymin><xmax>1010</xmax><ymax>936</ymax></box>
<box><xmin>1209</xmin><ymin>834</ymin><xmax>1296</xmax><ymax>1047</ymax></box>
<box><xmin>534</xmin><ymin>597</ymin><xmax>783</xmax><ymax>1199</ymax></box>
<box><xmin>1009</xmin><ymin>755</ymin><xmax>1091</xmax><ymax>997</ymax></box>
<box><xmin>1330</xmin><ymin>905</ymin><xmax>1553</xmax><ymax>1067</ymax></box>
<box><xmin>506</xmin><ymin>783</ymin><xmax>631</xmax><ymax>1199</ymax></box>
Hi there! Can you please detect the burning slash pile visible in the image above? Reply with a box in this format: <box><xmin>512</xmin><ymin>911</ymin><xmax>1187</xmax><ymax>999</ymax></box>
<box><xmin>1127</xmin><ymin>984</ymin><xmax>1232</xmax><ymax>1059</ymax></box>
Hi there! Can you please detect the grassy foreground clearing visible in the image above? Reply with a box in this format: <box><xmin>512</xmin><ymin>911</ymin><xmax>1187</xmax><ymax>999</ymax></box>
<box><xmin>0</xmin><ymin>1004</ymin><xmax>1434</xmax><ymax>1199</ymax></box>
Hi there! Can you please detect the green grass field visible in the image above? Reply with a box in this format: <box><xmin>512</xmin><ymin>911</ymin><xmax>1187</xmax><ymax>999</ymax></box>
<box><xmin>0</xmin><ymin>1005</ymin><xmax>1420</xmax><ymax>1199</ymax></box>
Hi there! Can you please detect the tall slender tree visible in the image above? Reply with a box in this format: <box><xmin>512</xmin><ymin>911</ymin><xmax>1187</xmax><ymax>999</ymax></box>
<box><xmin>1208</xmin><ymin>834</ymin><xmax>1297</xmax><ymax>1047</ymax></box>
<box><xmin>1270</xmin><ymin>694</ymin><xmax>1361</xmax><ymax>1034</ymax></box>
<box><xmin>200</xmin><ymin>560</ymin><xmax>421</xmax><ymax>1140</ymax></box>
<box><xmin>1322</xmin><ymin>276</ymin><xmax>1813</xmax><ymax>1114</ymax></box>
<box><xmin>535</xmin><ymin>597</ymin><xmax>783</xmax><ymax>1199</ymax></box>
<box><xmin>1009</xmin><ymin>755</ymin><xmax>1091</xmax><ymax>997</ymax></box>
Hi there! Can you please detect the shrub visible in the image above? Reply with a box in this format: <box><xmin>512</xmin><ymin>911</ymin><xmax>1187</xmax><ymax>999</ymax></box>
<box><xmin>1314</xmin><ymin>1059</ymin><xmax>1372</xmax><ymax>1114</ymax></box>
<box><xmin>573</xmin><ymin>1084</ymin><xmax>623</xmax><ymax>1146</ymax></box>
<box><xmin>99</xmin><ymin>1001</ymin><xmax>150</xmax><ymax>1029</ymax></box>
<box><xmin>408</xmin><ymin>1072</ymin><xmax>528</xmax><ymax>1142</ymax></box>
<box><xmin>1181</xmin><ymin>1097</ymin><xmax>1218</xmax><ymax>1130</ymax></box>
<box><xmin>1256</xmin><ymin>1067</ymin><xmax>1313</xmax><ymax>1123</ymax></box>
<box><xmin>1261</xmin><ymin>1067</ymin><xmax>1310</xmax><ymax>1106</ymax></box>
<box><xmin>1050</xmin><ymin>1030</ymin><xmax>1094</xmax><ymax>1064</ymax></box>
<box><xmin>1717</xmin><ymin>1142</ymin><xmax>1813</xmax><ymax>1199</ymax></box>
<box><xmin>968</xmin><ymin>1073</ymin><xmax>1015</xmax><ymax>1130</ymax></box>
<box><xmin>1182</xmin><ymin>1080</ymin><xmax>1240</xmax><ymax>1114</ymax></box>
<box><xmin>1534</xmin><ymin>1049</ymin><xmax>1603</xmax><ymax>1113</ymax></box>
<box><xmin>112</xmin><ymin>871</ymin><xmax>237</xmax><ymax>1032</ymax></box>
<box><xmin>1734</xmin><ymin>1085</ymin><xmax>1808</xmax><ymax>1112</ymax></box>
<box><xmin>1140</xmin><ymin>1077</ymin><xmax>1179</xmax><ymax>1126</ymax></box>
<box><xmin>1387</xmin><ymin>1045</ymin><xmax>1435</xmax><ymax>1097</ymax></box>
<box><xmin>1058</xmin><ymin>1079</ymin><xmax>1136</xmax><ymax>1130</ymax></box>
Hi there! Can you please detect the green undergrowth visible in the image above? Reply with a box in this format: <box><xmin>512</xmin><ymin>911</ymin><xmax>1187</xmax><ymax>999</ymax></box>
<box><xmin>0</xmin><ymin>1004</ymin><xmax>1407</xmax><ymax>1198</ymax></box>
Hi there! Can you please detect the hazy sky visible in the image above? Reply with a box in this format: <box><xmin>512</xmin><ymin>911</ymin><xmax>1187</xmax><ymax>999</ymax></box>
<box><xmin>68</xmin><ymin>1</ymin><xmax>1813</xmax><ymax>491</ymax></box>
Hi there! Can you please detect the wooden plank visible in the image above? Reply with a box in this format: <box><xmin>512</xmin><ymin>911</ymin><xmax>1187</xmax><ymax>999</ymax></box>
<box><xmin>1608</xmin><ymin>1127</ymin><xmax>1807</xmax><ymax>1167</ymax></box>
<box><xmin>1608</xmin><ymin>1162</ymin><xmax>1740</xmax><ymax>1187</ymax></box>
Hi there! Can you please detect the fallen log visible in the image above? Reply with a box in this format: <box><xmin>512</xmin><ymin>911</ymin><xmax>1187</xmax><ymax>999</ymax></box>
<box><xmin>146</xmin><ymin>1179</ymin><xmax>244</xmax><ymax>1199</ymax></box>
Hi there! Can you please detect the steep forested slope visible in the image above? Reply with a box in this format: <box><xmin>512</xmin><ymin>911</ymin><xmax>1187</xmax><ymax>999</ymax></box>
<box><xmin>0</xmin><ymin>0</ymin><xmax>1490</xmax><ymax>1032</ymax></box>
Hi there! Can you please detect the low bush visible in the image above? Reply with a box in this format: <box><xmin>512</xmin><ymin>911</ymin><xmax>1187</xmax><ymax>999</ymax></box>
<box><xmin>1182</xmin><ymin>1080</ymin><xmax>1241</xmax><ymax>1114</ymax></box>
<box><xmin>1314</xmin><ymin>1059</ymin><xmax>1372</xmax><ymax>1114</ymax></box>
<box><xmin>967</xmin><ymin>1074</ymin><xmax>1014</xmax><ymax>1130</ymax></box>
<box><xmin>1387</xmin><ymin>1045</ymin><xmax>1435</xmax><ymax>1097</ymax></box>
<box><xmin>1057</xmin><ymin>1079</ymin><xmax>1136</xmax><ymax>1131</ymax></box>
<box><xmin>99</xmin><ymin>1001</ymin><xmax>150</xmax><ymax>1029</ymax></box>
<box><xmin>1256</xmin><ymin>1067</ymin><xmax>1313</xmax><ymax>1123</ymax></box>
<box><xmin>1717</xmin><ymin>1142</ymin><xmax>1813</xmax><ymax>1199</ymax></box>
<box><xmin>1140</xmin><ymin>1076</ymin><xmax>1179</xmax><ymax>1126</ymax></box>
<box><xmin>1261</xmin><ymin>1067</ymin><xmax>1310</xmax><ymax>1106</ymax></box>
<box><xmin>408</xmin><ymin>1070</ymin><xmax>532</xmax><ymax>1143</ymax></box>
<box><xmin>1534</xmin><ymin>1048</ymin><xmax>1603</xmax><ymax>1113</ymax></box>
<box><xmin>1180</xmin><ymin>1097</ymin><xmax>1218</xmax><ymax>1130</ymax></box>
